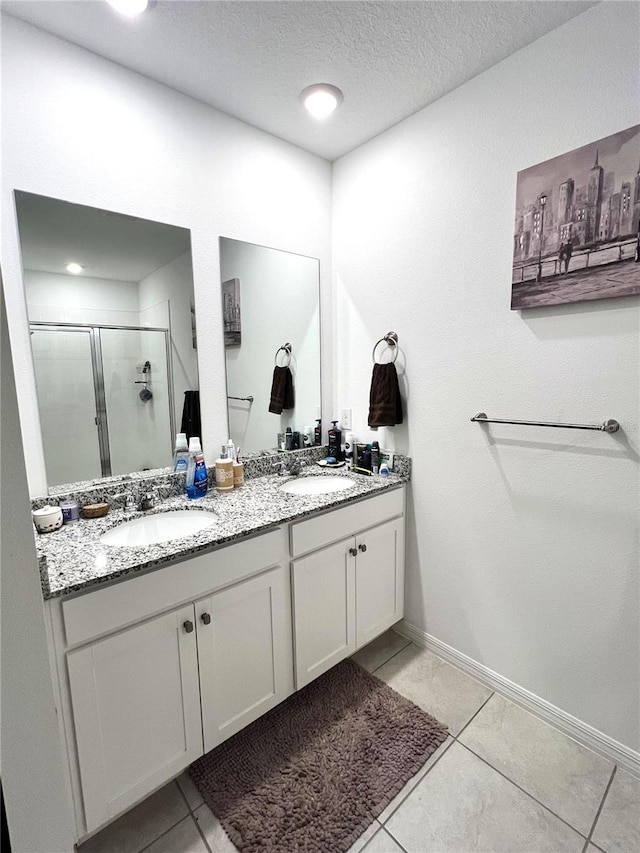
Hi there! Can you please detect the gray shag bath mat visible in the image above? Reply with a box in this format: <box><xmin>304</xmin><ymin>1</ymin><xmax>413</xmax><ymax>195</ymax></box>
<box><xmin>190</xmin><ymin>657</ymin><xmax>448</xmax><ymax>853</ymax></box>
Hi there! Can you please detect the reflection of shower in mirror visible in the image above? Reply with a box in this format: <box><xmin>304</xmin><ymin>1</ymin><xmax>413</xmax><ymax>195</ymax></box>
<box><xmin>135</xmin><ymin>360</ymin><xmax>153</xmax><ymax>401</ymax></box>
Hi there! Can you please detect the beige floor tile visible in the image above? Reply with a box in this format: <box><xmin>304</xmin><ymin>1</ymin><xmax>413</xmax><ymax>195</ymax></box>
<box><xmin>374</xmin><ymin>644</ymin><xmax>492</xmax><ymax>735</ymax></box>
<box><xmin>591</xmin><ymin>767</ymin><xmax>640</xmax><ymax>853</ymax></box>
<box><xmin>78</xmin><ymin>782</ymin><xmax>189</xmax><ymax>853</ymax></box>
<box><xmin>144</xmin><ymin>817</ymin><xmax>209</xmax><ymax>853</ymax></box>
<box><xmin>346</xmin><ymin>820</ymin><xmax>382</xmax><ymax>853</ymax></box>
<box><xmin>386</xmin><ymin>741</ymin><xmax>585</xmax><ymax>852</ymax></box>
<box><xmin>193</xmin><ymin>804</ymin><xmax>239</xmax><ymax>852</ymax></box>
<box><xmin>362</xmin><ymin>826</ymin><xmax>405</xmax><ymax>852</ymax></box>
<box><xmin>459</xmin><ymin>692</ymin><xmax>613</xmax><ymax>835</ymax></box>
<box><xmin>177</xmin><ymin>771</ymin><xmax>205</xmax><ymax>811</ymax></box>
<box><xmin>377</xmin><ymin>736</ymin><xmax>453</xmax><ymax>824</ymax></box>
<box><xmin>351</xmin><ymin>629</ymin><xmax>411</xmax><ymax>673</ymax></box>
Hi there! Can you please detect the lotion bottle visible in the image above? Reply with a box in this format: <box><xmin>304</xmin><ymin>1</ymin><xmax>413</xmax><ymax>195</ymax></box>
<box><xmin>214</xmin><ymin>445</ymin><xmax>234</xmax><ymax>492</ymax></box>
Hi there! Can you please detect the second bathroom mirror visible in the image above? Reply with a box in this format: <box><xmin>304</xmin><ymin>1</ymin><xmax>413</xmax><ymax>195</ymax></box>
<box><xmin>15</xmin><ymin>191</ymin><xmax>199</xmax><ymax>489</ymax></box>
<box><xmin>219</xmin><ymin>237</ymin><xmax>321</xmax><ymax>455</ymax></box>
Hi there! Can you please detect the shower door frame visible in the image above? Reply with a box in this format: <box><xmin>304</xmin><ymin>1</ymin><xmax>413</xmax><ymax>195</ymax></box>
<box><xmin>30</xmin><ymin>321</ymin><xmax>175</xmax><ymax>479</ymax></box>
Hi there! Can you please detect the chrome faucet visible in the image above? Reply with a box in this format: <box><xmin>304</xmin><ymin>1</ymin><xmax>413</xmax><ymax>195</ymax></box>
<box><xmin>272</xmin><ymin>457</ymin><xmax>305</xmax><ymax>476</ymax></box>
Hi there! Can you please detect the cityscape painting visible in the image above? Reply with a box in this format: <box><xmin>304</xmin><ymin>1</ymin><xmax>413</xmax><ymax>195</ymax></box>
<box><xmin>222</xmin><ymin>277</ymin><xmax>241</xmax><ymax>346</ymax></box>
<box><xmin>511</xmin><ymin>125</ymin><xmax>640</xmax><ymax>309</ymax></box>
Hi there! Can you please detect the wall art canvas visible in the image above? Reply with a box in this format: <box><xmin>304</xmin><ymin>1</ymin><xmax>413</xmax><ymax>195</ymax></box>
<box><xmin>222</xmin><ymin>277</ymin><xmax>241</xmax><ymax>346</ymax></box>
<box><xmin>511</xmin><ymin>124</ymin><xmax>640</xmax><ymax>309</ymax></box>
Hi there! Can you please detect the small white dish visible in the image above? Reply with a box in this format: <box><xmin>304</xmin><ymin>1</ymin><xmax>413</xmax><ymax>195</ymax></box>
<box><xmin>32</xmin><ymin>505</ymin><xmax>63</xmax><ymax>533</ymax></box>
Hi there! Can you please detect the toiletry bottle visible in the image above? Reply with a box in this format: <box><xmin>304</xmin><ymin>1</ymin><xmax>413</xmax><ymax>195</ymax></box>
<box><xmin>226</xmin><ymin>438</ymin><xmax>236</xmax><ymax>463</ymax></box>
<box><xmin>303</xmin><ymin>426</ymin><xmax>313</xmax><ymax>447</ymax></box>
<box><xmin>371</xmin><ymin>441</ymin><xmax>380</xmax><ymax>475</ymax></box>
<box><xmin>362</xmin><ymin>443</ymin><xmax>372</xmax><ymax>471</ymax></box>
<box><xmin>233</xmin><ymin>447</ymin><xmax>244</xmax><ymax>488</ymax></box>
<box><xmin>344</xmin><ymin>432</ymin><xmax>356</xmax><ymax>470</ymax></box>
<box><xmin>314</xmin><ymin>419</ymin><xmax>322</xmax><ymax>446</ymax></box>
<box><xmin>173</xmin><ymin>432</ymin><xmax>189</xmax><ymax>473</ymax></box>
<box><xmin>328</xmin><ymin>420</ymin><xmax>343</xmax><ymax>461</ymax></box>
<box><xmin>186</xmin><ymin>437</ymin><xmax>208</xmax><ymax>499</ymax></box>
<box><xmin>285</xmin><ymin>427</ymin><xmax>293</xmax><ymax>450</ymax></box>
<box><xmin>214</xmin><ymin>445</ymin><xmax>234</xmax><ymax>492</ymax></box>
<box><xmin>292</xmin><ymin>430</ymin><xmax>300</xmax><ymax>450</ymax></box>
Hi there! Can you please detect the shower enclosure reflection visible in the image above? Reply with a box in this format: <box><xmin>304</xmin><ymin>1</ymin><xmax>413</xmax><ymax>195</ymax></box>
<box><xmin>15</xmin><ymin>191</ymin><xmax>199</xmax><ymax>488</ymax></box>
<box><xmin>30</xmin><ymin>325</ymin><xmax>173</xmax><ymax>484</ymax></box>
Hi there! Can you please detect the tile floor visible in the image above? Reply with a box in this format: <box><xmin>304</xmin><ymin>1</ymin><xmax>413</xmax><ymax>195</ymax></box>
<box><xmin>78</xmin><ymin>631</ymin><xmax>639</xmax><ymax>853</ymax></box>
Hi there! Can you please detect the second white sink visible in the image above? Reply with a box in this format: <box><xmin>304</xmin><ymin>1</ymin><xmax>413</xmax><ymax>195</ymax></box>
<box><xmin>100</xmin><ymin>509</ymin><xmax>216</xmax><ymax>547</ymax></box>
<box><xmin>279</xmin><ymin>476</ymin><xmax>355</xmax><ymax>496</ymax></box>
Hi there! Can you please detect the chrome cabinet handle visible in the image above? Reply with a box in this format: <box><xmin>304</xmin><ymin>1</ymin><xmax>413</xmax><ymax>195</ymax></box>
<box><xmin>200</xmin><ymin>612</ymin><xmax>211</xmax><ymax>625</ymax></box>
<box><xmin>183</xmin><ymin>620</ymin><xmax>194</xmax><ymax>633</ymax></box>
<box><xmin>358</xmin><ymin>543</ymin><xmax>367</xmax><ymax>553</ymax></box>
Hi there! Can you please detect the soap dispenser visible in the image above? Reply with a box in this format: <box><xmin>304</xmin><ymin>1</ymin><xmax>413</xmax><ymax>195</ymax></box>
<box><xmin>328</xmin><ymin>420</ymin><xmax>343</xmax><ymax>461</ymax></box>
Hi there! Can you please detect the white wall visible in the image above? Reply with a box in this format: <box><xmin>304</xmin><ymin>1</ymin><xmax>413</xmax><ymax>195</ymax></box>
<box><xmin>333</xmin><ymin>1</ymin><xmax>639</xmax><ymax>752</ymax></box>
<box><xmin>139</xmin><ymin>250</ymin><xmax>198</xmax><ymax>430</ymax></box>
<box><xmin>24</xmin><ymin>270</ymin><xmax>140</xmax><ymax>326</ymax></box>
<box><xmin>1</xmin><ymin>14</ymin><xmax>332</xmax><ymax>496</ymax></box>
<box><xmin>1</xmin><ymin>283</ymin><xmax>75</xmax><ymax>852</ymax></box>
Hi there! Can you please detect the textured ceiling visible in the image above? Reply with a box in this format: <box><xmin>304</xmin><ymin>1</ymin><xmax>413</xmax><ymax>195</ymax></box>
<box><xmin>15</xmin><ymin>192</ymin><xmax>191</xmax><ymax>282</ymax></box>
<box><xmin>3</xmin><ymin>0</ymin><xmax>596</xmax><ymax>161</ymax></box>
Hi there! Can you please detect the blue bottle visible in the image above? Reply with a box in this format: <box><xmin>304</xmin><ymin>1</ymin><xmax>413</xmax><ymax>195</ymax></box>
<box><xmin>185</xmin><ymin>437</ymin><xmax>208</xmax><ymax>499</ymax></box>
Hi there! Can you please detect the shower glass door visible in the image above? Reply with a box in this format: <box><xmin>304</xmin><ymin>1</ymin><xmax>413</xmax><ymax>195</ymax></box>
<box><xmin>31</xmin><ymin>324</ymin><xmax>174</xmax><ymax>486</ymax></box>
<box><xmin>30</xmin><ymin>327</ymin><xmax>103</xmax><ymax>485</ymax></box>
<box><xmin>100</xmin><ymin>327</ymin><xmax>173</xmax><ymax>476</ymax></box>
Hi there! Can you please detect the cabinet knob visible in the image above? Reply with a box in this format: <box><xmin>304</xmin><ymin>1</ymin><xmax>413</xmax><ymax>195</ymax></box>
<box><xmin>349</xmin><ymin>547</ymin><xmax>358</xmax><ymax>557</ymax></box>
<box><xmin>183</xmin><ymin>620</ymin><xmax>194</xmax><ymax>633</ymax></box>
<box><xmin>200</xmin><ymin>612</ymin><xmax>211</xmax><ymax>625</ymax></box>
<box><xmin>358</xmin><ymin>543</ymin><xmax>367</xmax><ymax>553</ymax></box>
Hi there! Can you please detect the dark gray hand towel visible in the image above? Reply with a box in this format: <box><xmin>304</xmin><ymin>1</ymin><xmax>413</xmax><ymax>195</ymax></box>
<box><xmin>368</xmin><ymin>362</ymin><xmax>403</xmax><ymax>427</ymax></box>
<box><xmin>269</xmin><ymin>366</ymin><xmax>295</xmax><ymax>414</ymax></box>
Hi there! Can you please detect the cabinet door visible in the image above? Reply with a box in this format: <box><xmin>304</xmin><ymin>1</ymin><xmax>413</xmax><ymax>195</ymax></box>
<box><xmin>355</xmin><ymin>517</ymin><xmax>405</xmax><ymax>648</ymax></box>
<box><xmin>196</xmin><ymin>566</ymin><xmax>293</xmax><ymax>752</ymax></box>
<box><xmin>67</xmin><ymin>605</ymin><xmax>203</xmax><ymax>833</ymax></box>
<box><xmin>292</xmin><ymin>538</ymin><xmax>356</xmax><ymax>689</ymax></box>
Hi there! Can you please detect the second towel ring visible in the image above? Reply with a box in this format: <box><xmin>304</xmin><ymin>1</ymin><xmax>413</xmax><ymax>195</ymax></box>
<box><xmin>372</xmin><ymin>332</ymin><xmax>398</xmax><ymax>364</ymax></box>
<box><xmin>275</xmin><ymin>342</ymin><xmax>292</xmax><ymax>367</ymax></box>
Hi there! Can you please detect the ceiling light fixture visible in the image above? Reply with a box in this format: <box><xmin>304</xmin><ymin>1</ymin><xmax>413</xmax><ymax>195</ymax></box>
<box><xmin>300</xmin><ymin>84</ymin><xmax>344</xmax><ymax>119</ymax></box>
<box><xmin>106</xmin><ymin>0</ymin><xmax>149</xmax><ymax>17</ymax></box>
<box><xmin>66</xmin><ymin>262</ymin><xmax>85</xmax><ymax>275</ymax></box>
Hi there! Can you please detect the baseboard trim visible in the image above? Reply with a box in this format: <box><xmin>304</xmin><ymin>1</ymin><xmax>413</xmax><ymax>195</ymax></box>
<box><xmin>394</xmin><ymin>620</ymin><xmax>640</xmax><ymax>779</ymax></box>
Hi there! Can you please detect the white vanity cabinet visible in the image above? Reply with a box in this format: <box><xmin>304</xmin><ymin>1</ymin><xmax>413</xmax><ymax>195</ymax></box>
<box><xmin>51</xmin><ymin>529</ymin><xmax>292</xmax><ymax>837</ymax></box>
<box><xmin>291</xmin><ymin>488</ymin><xmax>405</xmax><ymax>689</ymax></box>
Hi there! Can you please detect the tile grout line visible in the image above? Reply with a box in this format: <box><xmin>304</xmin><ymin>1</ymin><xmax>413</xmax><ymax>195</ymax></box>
<box><xmin>580</xmin><ymin>765</ymin><xmax>617</xmax><ymax>853</ymax></box>
<box><xmin>378</xmin><ymin>737</ymin><xmax>455</xmax><ymax>827</ymax></box>
<box><xmin>370</xmin><ymin>639</ymin><xmax>413</xmax><ymax>674</ymax></box>
<box><xmin>452</xmin><ymin>691</ymin><xmax>495</xmax><ymax>740</ymax></box>
<box><xmin>175</xmin><ymin>779</ymin><xmax>215</xmax><ymax>853</ymax></box>
<box><xmin>136</xmin><ymin>813</ymin><xmax>196</xmax><ymax>853</ymax></box>
<box><xmin>456</xmin><ymin>740</ymin><xmax>590</xmax><ymax>842</ymax></box>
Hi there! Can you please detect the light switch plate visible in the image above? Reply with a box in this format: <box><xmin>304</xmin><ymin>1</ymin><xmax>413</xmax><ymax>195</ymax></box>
<box><xmin>340</xmin><ymin>408</ymin><xmax>352</xmax><ymax>430</ymax></box>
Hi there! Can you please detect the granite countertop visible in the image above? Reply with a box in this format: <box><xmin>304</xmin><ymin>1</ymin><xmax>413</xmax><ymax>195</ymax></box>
<box><xmin>36</xmin><ymin>466</ymin><xmax>407</xmax><ymax>600</ymax></box>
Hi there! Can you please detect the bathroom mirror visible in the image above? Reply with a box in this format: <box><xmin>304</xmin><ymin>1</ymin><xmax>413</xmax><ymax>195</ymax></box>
<box><xmin>219</xmin><ymin>237</ymin><xmax>320</xmax><ymax>455</ymax></box>
<box><xmin>15</xmin><ymin>191</ymin><xmax>199</xmax><ymax>488</ymax></box>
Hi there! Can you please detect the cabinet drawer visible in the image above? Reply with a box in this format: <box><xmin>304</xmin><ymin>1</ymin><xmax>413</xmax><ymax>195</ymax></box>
<box><xmin>62</xmin><ymin>528</ymin><xmax>286</xmax><ymax>648</ymax></box>
<box><xmin>290</xmin><ymin>487</ymin><xmax>404</xmax><ymax>557</ymax></box>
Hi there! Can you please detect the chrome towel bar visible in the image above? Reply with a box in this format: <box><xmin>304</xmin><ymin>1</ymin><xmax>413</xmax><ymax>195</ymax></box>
<box><xmin>227</xmin><ymin>395</ymin><xmax>254</xmax><ymax>403</ymax></box>
<box><xmin>471</xmin><ymin>413</ymin><xmax>620</xmax><ymax>433</ymax></box>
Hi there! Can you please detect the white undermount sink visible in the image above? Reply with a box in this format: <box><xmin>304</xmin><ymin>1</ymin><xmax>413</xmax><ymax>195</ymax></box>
<box><xmin>100</xmin><ymin>509</ymin><xmax>217</xmax><ymax>548</ymax></box>
<box><xmin>279</xmin><ymin>476</ymin><xmax>356</xmax><ymax>496</ymax></box>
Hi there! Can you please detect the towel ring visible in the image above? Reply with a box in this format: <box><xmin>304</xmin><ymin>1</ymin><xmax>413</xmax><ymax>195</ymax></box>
<box><xmin>275</xmin><ymin>342</ymin><xmax>292</xmax><ymax>368</ymax></box>
<box><xmin>372</xmin><ymin>332</ymin><xmax>398</xmax><ymax>364</ymax></box>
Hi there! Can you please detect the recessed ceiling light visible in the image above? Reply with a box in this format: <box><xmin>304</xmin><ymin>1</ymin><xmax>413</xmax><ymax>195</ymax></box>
<box><xmin>66</xmin><ymin>262</ymin><xmax>85</xmax><ymax>275</ymax></box>
<box><xmin>106</xmin><ymin>0</ymin><xmax>149</xmax><ymax>17</ymax></box>
<box><xmin>300</xmin><ymin>84</ymin><xmax>344</xmax><ymax>119</ymax></box>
